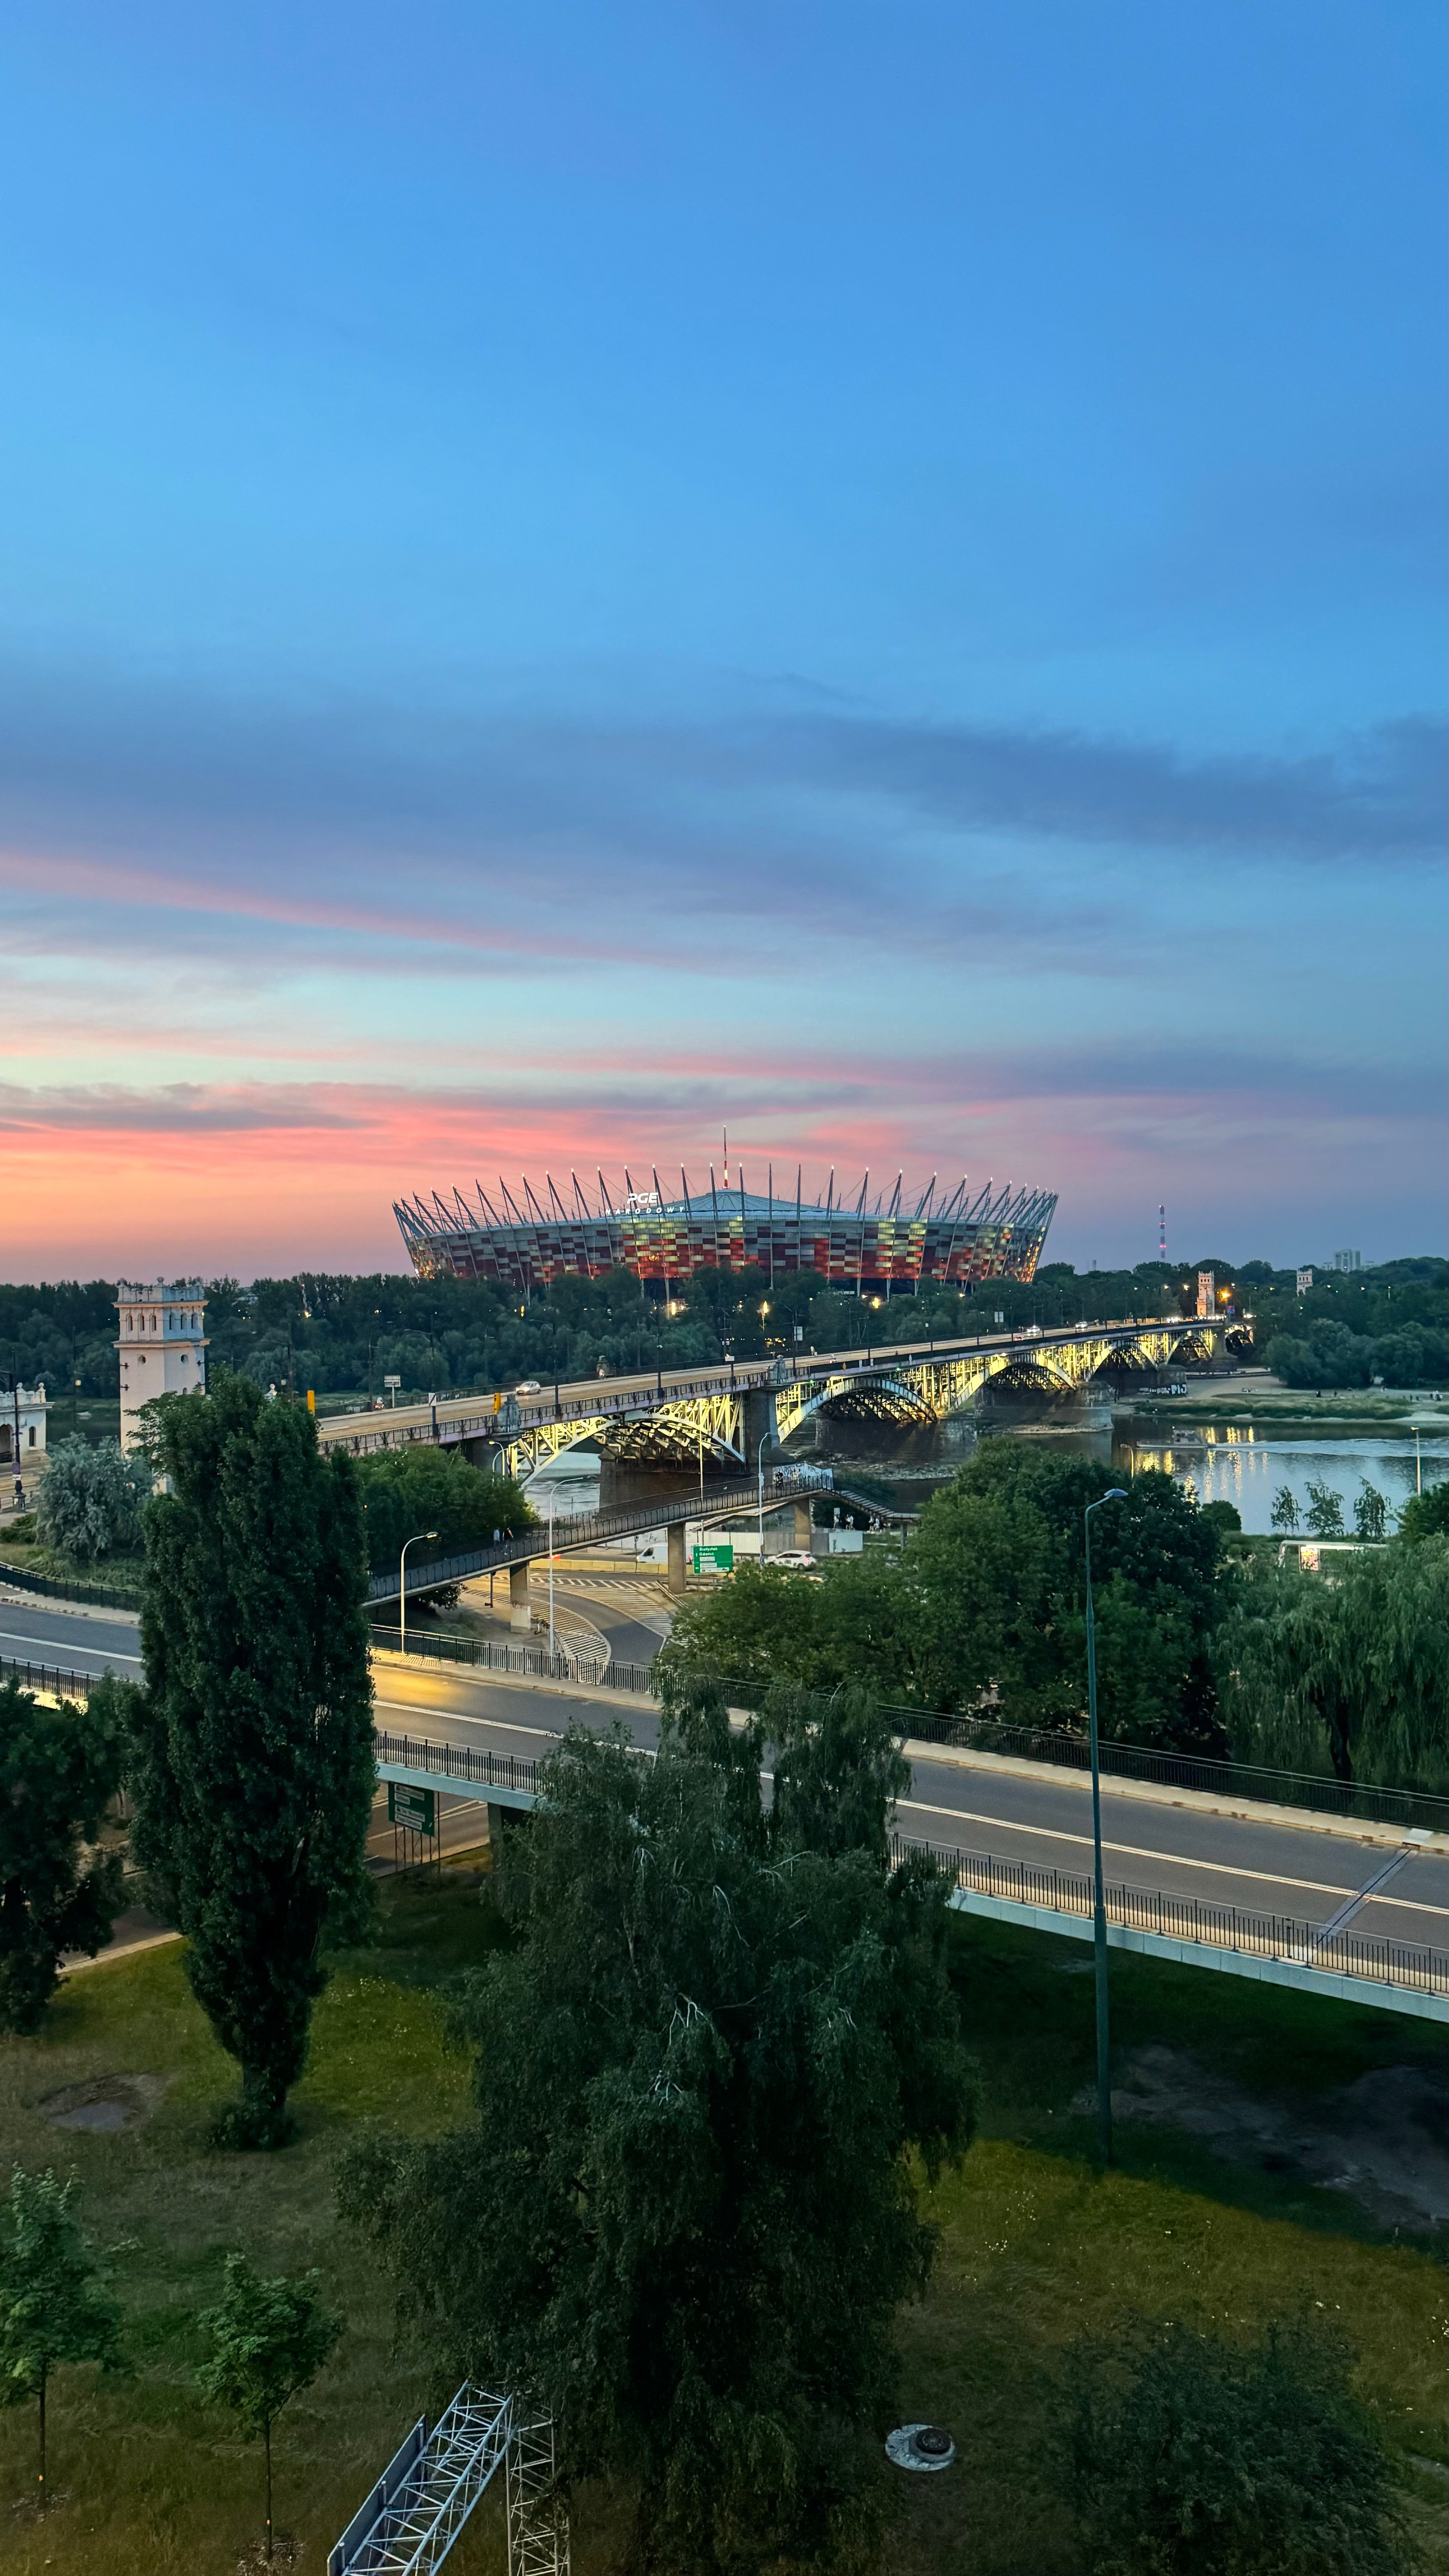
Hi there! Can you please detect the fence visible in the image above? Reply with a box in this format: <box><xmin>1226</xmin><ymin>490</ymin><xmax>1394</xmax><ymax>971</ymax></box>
<box><xmin>894</xmin><ymin>1829</ymin><xmax>1449</xmax><ymax>2000</ymax></box>
<box><xmin>370</xmin><ymin>1626</ymin><xmax>655</xmax><ymax>1695</ymax></box>
<box><xmin>374</xmin><ymin>1729</ymin><xmax>544</xmax><ymax>1801</ymax></box>
<box><xmin>887</xmin><ymin>1706</ymin><xmax>1449</xmax><ymax>1836</ymax></box>
<box><xmin>0</xmin><ymin>1655</ymin><xmax>102</xmax><ymax>1702</ymax></box>
<box><xmin>0</xmin><ymin>1562</ymin><xmax>140</xmax><ymax>1611</ymax></box>
<box><xmin>373</xmin><ymin>1732</ymin><xmax>1449</xmax><ymax>2001</ymax></box>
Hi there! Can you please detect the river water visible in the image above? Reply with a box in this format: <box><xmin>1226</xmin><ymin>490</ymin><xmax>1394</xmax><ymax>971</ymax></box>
<box><xmin>519</xmin><ymin>1403</ymin><xmax>1449</xmax><ymax>1538</ymax></box>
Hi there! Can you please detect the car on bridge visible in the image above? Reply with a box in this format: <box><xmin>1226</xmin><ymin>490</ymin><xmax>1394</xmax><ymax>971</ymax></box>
<box><xmin>514</xmin><ymin>1379</ymin><xmax>542</xmax><ymax>1394</ymax></box>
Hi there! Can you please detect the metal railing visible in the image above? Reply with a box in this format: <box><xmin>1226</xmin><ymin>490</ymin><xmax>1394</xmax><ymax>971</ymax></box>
<box><xmin>366</xmin><ymin>1477</ymin><xmax>776</xmax><ymax>1602</ymax></box>
<box><xmin>368</xmin><ymin>1730</ymin><xmax>1447</xmax><ymax>2001</ymax></box>
<box><xmin>888</xmin><ymin>1707</ymin><xmax>1449</xmax><ymax>1835</ymax></box>
<box><xmin>896</xmin><ymin>1829</ymin><xmax>1449</xmax><ymax>1998</ymax></box>
<box><xmin>676</xmin><ymin>1673</ymin><xmax>1449</xmax><ymax>1837</ymax></box>
<box><xmin>374</xmin><ymin>1729</ymin><xmax>544</xmax><ymax>1799</ymax></box>
<box><xmin>0</xmin><ymin>1561</ymin><xmax>140</xmax><ymax>1610</ymax></box>
<box><xmin>370</xmin><ymin>1627</ymin><xmax>655</xmax><ymax>1694</ymax></box>
<box><xmin>0</xmin><ymin>1655</ymin><xmax>107</xmax><ymax>1702</ymax></box>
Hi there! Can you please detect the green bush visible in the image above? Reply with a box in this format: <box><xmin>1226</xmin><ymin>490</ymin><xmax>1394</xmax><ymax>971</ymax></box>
<box><xmin>1068</xmin><ymin>2314</ymin><xmax>1407</xmax><ymax>2576</ymax></box>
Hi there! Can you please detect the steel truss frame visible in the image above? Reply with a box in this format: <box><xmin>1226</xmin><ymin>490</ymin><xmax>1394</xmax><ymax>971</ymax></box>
<box><xmin>329</xmin><ymin>2387</ymin><xmax>569</xmax><ymax>2576</ymax></box>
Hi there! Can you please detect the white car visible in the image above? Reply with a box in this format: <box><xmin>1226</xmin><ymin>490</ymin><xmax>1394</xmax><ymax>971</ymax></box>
<box><xmin>514</xmin><ymin>1379</ymin><xmax>542</xmax><ymax>1394</ymax></box>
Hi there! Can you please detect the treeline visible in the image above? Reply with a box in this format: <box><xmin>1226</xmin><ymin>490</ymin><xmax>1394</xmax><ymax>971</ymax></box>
<box><xmin>663</xmin><ymin>1446</ymin><xmax>1449</xmax><ymax>1792</ymax></box>
<box><xmin>3</xmin><ymin>1251</ymin><xmax>1443</xmax><ymax>1402</ymax></box>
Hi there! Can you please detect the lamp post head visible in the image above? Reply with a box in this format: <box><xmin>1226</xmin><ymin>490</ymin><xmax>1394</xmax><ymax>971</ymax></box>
<box><xmin>1086</xmin><ymin>1488</ymin><xmax>1127</xmax><ymax>1516</ymax></box>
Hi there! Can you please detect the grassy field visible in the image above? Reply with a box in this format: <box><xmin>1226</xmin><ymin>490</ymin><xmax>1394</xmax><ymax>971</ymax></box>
<box><xmin>0</xmin><ymin>1875</ymin><xmax>1440</xmax><ymax>2574</ymax></box>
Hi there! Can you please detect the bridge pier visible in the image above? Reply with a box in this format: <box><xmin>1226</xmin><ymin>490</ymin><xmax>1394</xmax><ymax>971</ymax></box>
<box><xmin>792</xmin><ymin>1498</ymin><xmax>813</xmax><ymax>1550</ymax></box>
<box><xmin>667</xmin><ymin>1520</ymin><xmax>688</xmax><ymax>1597</ymax></box>
<box><xmin>741</xmin><ymin>1386</ymin><xmax>777</xmax><ymax>1475</ymax></box>
<box><xmin>508</xmin><ymin>1561</ymin><xmax>530</xmax><ymax>1633</ymax></box>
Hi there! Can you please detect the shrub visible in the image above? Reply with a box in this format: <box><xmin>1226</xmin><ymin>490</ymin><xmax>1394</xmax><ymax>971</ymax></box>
<box><xmin>34</xmin><ymin>1438</ymin><xmax>150</xmax><ymax>1561</ymax></box>
<box><xmin>1068</xmin><ymin>2314</ymin><xmax>1406</xmax><ymax>2576</ymax></box>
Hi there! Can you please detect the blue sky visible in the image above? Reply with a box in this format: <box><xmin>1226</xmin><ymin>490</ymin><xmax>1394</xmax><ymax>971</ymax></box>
<box><xmin>1</xmin><ymin>2</ymin><xmax>1444</xmax><ymax>1276</ymax></box>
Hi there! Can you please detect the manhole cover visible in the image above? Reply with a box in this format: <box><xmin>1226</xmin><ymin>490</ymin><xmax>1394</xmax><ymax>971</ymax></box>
<box><xmin>885</xmin><ymin>2423</ymin><xmax>957</xmax><ymax>2472</ymax></box>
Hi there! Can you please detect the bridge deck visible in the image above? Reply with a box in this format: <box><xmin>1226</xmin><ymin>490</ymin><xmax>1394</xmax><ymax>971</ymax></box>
<box><xmin>317</xmin><ymin>1312</ymin><xmax>1233</xmax><ymax>1459</ymax></box>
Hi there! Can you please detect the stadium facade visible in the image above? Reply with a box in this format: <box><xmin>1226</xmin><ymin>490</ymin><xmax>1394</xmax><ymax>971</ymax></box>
<box><xmin>395</xmin><ymin>1168</ymin><xmax>1057</xmax><ymax>1296</ymax></box>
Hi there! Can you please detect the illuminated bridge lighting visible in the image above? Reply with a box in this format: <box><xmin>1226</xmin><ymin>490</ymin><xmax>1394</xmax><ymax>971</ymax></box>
<box><xmin>394</xmin><ymin>1165</ymin><xmax>1058</xmax><ymax>1296</ymax></box>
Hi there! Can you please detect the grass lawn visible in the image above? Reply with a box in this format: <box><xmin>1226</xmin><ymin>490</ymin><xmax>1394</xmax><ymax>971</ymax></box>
<box><xmin>0</xmin><ymin>1877</ymin><xmax>1440</xmax><ymax>2573</ymax></box>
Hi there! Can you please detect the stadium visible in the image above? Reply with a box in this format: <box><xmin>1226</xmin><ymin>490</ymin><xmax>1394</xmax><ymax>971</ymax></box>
<box><xmin>395</xmin><ymin>1166</ymin><xmax>1058</xmax><ymax>1297</ymax></box>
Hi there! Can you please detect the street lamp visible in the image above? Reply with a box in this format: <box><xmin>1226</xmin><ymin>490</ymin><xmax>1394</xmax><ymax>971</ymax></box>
<box><xmin>398</xmin><ymin>1529</ymin><xmax>439</xmax><ymax>1658</ymax></box>
<box><xmin>1084</xmin><ymin>1487</ymin><xmax>1127</xmax><ymax>2165</ymax></box>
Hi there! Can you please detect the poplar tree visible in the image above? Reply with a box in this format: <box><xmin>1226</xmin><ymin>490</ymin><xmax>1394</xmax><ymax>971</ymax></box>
<box><xmin>129</xmin><ymin>1375</ymin><xmax>375</xmax><ymax>2147</ymax></box>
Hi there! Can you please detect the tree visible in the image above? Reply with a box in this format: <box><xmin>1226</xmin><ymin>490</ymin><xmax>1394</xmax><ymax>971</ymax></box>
<box><xmin>341</xmin><ymin>1685</ymin><xmax>975</xmax><ymax>2576</ymax></box>
<box><xmin>1303</xmin><ymin>1477</ymin><xmax>1346</xmax><ymax>1538</ymax></box>
<box><xmin>0</xmin><ymin>1681</ymin><xmax>126</xmax><ymax>2033</ymax></box>
<box><xmin>128</xmin><ymin>1375</ymin><xmax>376</xmax><ymax>2146</ymax></box>
<box><xmin>0</xmin><ymin>2168</ymin><xmax>122</xmax><ymax>2508</ymax></box>
<box><xmin>666</xmin><ymin>1450</ymin><xmax>1230</xmax><ymax>1753</ymax></box>
<box><xmin>354</xmin><ymin>1444</ymin><xmax>534</xmax><ymax>1574</ymax></box>
<box><xmin>1216</xmin><ymin>1539</ymin><xmax>1448</xmax><ymax>1791</ymax></box>
<box><xmin>34</xmin><ymin>1438</ymin><xmax>150</xmax><ymax>1561</ymax></box>
<box><xmin>197</xmin><ymin>2254</ymin><xmax>343</xmax><ymax>2561</ymax></box>
<box><xmin>1352</xmin><ymin>1481</ymin><xmax>1388</xmax><ymax>1542</ymax></box>
<box><xmin>1270</xmin><ymin>1484</ymin><xmax>1300</xmax><ymax>1534</ymax></box>
<box><xmin>1067</xmin><ymin>2314</ymin><xmax>1406</xmax><ymax>2576</ymax></box>
<box><xmin>1399</xmin><ymin>1478</ymin><xmax>1449</xmax><ymax>1541</ymax></box>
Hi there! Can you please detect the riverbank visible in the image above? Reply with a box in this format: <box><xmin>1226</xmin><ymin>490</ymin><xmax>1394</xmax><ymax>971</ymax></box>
<box><xmin>1120</xmin><ymin>1371</ymin><xmax>1448</xmax><ymax>1431</ymax></box>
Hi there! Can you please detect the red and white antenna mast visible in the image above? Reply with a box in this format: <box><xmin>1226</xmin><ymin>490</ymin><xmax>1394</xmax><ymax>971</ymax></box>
<box><xmin>1159</xmin><ymin>1203</ymin><xmax>1168</xmax><ymax>1261</ymax></box>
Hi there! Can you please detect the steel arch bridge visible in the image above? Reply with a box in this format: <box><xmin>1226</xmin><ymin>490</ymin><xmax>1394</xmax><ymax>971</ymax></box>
<box><xmin>318</xmin><ymin>1314</ymin><xmax>1239</xmax><ymax>1480</ymax></box>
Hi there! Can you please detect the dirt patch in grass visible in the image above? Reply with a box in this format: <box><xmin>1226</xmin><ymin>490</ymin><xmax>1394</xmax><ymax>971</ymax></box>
<box><xmin>1086</xmin><ymin>2043</ymin><xmax>1448</xmax><ymax>2234</ymax></box>
<box><xmin>34</xmin><ymin>2072</ymin><xmax>167</xmax><ymax>2135</ymax></box>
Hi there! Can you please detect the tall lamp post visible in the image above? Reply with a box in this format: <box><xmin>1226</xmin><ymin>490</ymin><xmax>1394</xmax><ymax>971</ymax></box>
<box><xmin>1084</xmin><ymin>1487</ymin><xmax>1127</xmax><ymax>2165</ymax></box>
<box><xmin>398</xmin><ymin>1529</ymin><xmax>439</xmax><ymax>1658</ymax></box>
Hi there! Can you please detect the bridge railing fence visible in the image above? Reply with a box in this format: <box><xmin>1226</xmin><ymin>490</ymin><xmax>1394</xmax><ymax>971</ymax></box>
<box><xmin>892</xmin><ymin>1830</ymin><xmax>1449</xmax><ymax>1998</ymax></box>
<box><xmin>370</xmin><ymin>1626</ymin><xmax>655</xmax><ymax>1695</ymax></box>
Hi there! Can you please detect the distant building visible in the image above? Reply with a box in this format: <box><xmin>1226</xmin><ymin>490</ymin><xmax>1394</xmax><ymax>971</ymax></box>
<box><xmin>1196</xmin><ymin>1269</ymin><xmax>1215</xmax><ymax>1318</ymax></box>
<box><xmin>1332</xmin><ymin>1249</ymin><xmax>1362</xmax><ymax>1274</ymax></box>
<box><xmin>116</xmin><ymin>1281</ymin><xmax>208</xmax><ymax>1455</ymax></box>
<box><xmin>1295</xmin><ymin>1267</ymin><xmax>1314</xmax><ymax>1296</ymax></box>
<box><xmin>0</xmin><ymin>1383</ymin><xmax>48</xmax><ymax>1479</ymax></box>
<box><xmin>396</xmin><ymin>1163</ymin><xmax>1058</xmax><ymax>1295</ymax></box>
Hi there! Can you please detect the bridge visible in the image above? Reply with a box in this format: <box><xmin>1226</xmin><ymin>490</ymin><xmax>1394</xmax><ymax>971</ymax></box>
<box><xmin>319</xmin><ymin>1311</ymin><xmax>1242</xmax><ymax>1602</ymax></box>
<box><xmin>320</xmin><ymin>1310</ymin><xmax>1238</xmax><ymax>1604</ymax></box>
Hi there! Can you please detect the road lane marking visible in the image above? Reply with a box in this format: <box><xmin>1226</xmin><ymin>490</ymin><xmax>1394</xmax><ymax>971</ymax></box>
<box><xmin>0</xmin><ymin>1628</ymin><xmax>142</xmax><ymax>1665</ymax></box>
<box><xmin>894</xmin><ymin>1796</ymin><xmax>1449</xmax><ymax>1914</ymax></box>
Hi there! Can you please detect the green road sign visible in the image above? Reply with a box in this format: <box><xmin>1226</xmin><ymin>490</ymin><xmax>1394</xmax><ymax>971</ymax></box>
<box><xmin>692</xmin><ymin>1541</ymin><xmax>735</xmax><ymax>1574</ymax></box>
<box><xmin>387</xmin><ymin>1781</ymin><xmax>437</xmax><ymax>1835</ymax></box>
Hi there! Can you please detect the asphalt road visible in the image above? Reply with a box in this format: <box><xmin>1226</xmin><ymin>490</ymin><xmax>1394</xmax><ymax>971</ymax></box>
<box><xmin>10</xmin><ymin>1588</ymin><xmax>1445</xmax><ymax>1960</ymax></box>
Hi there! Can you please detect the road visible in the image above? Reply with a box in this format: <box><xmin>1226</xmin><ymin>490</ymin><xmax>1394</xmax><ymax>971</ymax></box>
<box><xmin>10</xmin><ymin>1587</ymin><xmax>1446</xmax><ymax>1961</ymax></box>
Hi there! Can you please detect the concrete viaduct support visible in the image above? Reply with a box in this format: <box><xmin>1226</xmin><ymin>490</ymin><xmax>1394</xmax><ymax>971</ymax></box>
<box><xmin>509</xmin><ymin>1561</ymin><xmax>530</xmax><ymax>1633</ymax></box>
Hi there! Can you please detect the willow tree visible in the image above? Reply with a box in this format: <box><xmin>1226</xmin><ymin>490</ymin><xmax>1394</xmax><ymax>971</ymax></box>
<box><xmin>343</xmin><ymin>1680</ymin><xmax>974</xmax><ymax>2574</ymax></box>
<box><xmin>1217</xmin><ymin>1537</ymin><xmax>1448</xmax><ymax>1792</ymax></box>
<box><xmin>130</xmin><ymin>1375</ymin><xmax>375</xmax><ymax>2146</ymax></box>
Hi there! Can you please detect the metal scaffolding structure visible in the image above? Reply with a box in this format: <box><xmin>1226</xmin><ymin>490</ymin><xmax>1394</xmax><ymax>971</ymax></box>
<box><xmin>328</xmin><ymin>2386</ymin><xmax>569</xmax><ymax>2576</ymax></box>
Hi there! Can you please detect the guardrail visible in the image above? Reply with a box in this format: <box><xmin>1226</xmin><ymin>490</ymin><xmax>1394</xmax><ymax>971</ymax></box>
<box><xmin>366</xmin><ymin>1477</ymin><xmax>782</xmax><ymax>1603</ymax></box>
<box><xmin>366</xmin><ymin>1730</ymin><xmax>1447</xmax><ymax>2002</ymax></box>
<box><xmin>0</xmin><ymin>1562</ymin><xmax>140</xmax><ymax>1610</ymax></box>
<box><xmin>896</xmin><ymin>1828</ymin><xmax>1449</xmax><ymax>2000</ymax></box>
<box><xmin>374</xmin><ymin>1729</ymin><xmax>544</xmax><ymax>1800</ymax></box>
<box><xmin>891</xmin><ymin>1707</ymin><xmax>1449</xmax><ymax>1837</ymax></box>
<box><xmin>371</xmin><ymin>1627</ymin><xmax>655</xmax><ymax>1694</ymax></box>
<box><xmin>0</xmin><ymin>1655</ymin><xmax>104</xmax><ymax>1701</ymax></box>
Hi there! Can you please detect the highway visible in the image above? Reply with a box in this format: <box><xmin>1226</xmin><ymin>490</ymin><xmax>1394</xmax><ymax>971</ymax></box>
<box><xmin>9</xmin><ymin>1585</ymin><xmax>1446</xmax><ymax>1963</ymax></box>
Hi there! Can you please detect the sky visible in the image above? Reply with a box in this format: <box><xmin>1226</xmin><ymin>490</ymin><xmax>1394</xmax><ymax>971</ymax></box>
<box><xmin>2</xmin><ymin>0</ymin><xmax>1444</xmax><ymax>1282</ymax></box>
